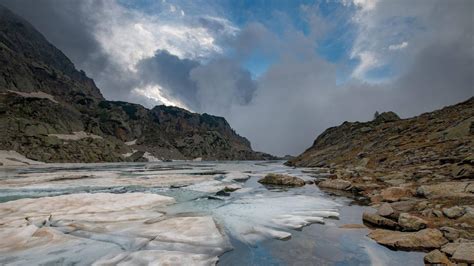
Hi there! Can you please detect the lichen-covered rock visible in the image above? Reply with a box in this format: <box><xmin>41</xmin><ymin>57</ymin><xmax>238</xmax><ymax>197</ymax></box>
<box><xmin>258</xmin><ymin>174</ymin><xmax>305</xmax><ymax>187</ymax></box>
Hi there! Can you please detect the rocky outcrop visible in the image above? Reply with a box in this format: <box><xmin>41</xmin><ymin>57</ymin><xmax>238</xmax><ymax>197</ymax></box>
<box><xmin>287</xmin><ymin>68</ymin><xmax>473</xmax><ymax>264</ymax></box>
<box><xmin>0</xmin><ymin>5</ymin><xmax>274</xmax><ymax>163</ymax></box>
<box><xmin>258</xmin><ymin>174</ymin><xmax>305</xmax><ymax>187</ymax></box>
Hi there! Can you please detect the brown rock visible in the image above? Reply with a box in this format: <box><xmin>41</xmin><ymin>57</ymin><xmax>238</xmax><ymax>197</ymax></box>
<box><xmin>362</xmin><ymin>212</ymin><xmax>398</xmax><ymax>229</ymax></box>
<box><xmin>417</xmin><ymin>182</ymin><xmax>474</xmax><ymax>199</ymax></box>
<box><xmin>452</xmin><ymin>243</ymin><xmax>474</xmax><ymax>264</ymax></box>
<box><xmin>380</xmin><ymin>186</ymin><xmax>413</xmax><ymax>202</ymax></box>
<box><xmin>258</xmin><ymin>174</ymin><xmax>305</xmax><ymax>187</ymax></box>
<box><xmin>318</xmin><ymin>179</ymin><xmax>352</xmax><ymax>190</ymax></box>
<box><xmin>442</xmin><ymin>206</ymin><xmax>466</xmax><ymax>219</ymax></box>
<box><xmin>367</xmin><ymin>228</ymin><xmax>448</xmax><ymax>251</ymax></box>
<box><xmin>398</xmin><ymin>213</ymin><xmax>427</xmax><ymax>231</ymax></box>
<box><xmin>423</xmin><ymin>250</ymin><xmax>453</xmax><ymax>265</ymax></box>
<box><xmin>377</xmin><ymin>203</ymin><xmax>395</xmax><ymax>217</ymax></box>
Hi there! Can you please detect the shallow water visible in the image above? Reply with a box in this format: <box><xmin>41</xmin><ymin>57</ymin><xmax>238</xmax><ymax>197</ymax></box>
<box><xmin>0</xmin><ymin>161</ymin><xmax>424</xmax><ymax>265</ymax></box>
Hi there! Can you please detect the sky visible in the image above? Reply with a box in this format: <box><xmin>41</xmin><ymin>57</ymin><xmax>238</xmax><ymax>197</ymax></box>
<box><xmin>1</xmin><ymin>0</ymin><xmax>473</xmax><ymax>156</ymax></box>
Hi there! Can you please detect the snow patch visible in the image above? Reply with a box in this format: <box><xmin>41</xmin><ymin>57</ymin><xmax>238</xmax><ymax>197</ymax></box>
<box><xmin>49</xmin><ymin>131</ymin><xmax>103</xmax><ymax>140</ymax></box>
<box><xmin>0</xmin><ymin>150</ymin><xmax>44</xmax><ymax>166</ymax></box>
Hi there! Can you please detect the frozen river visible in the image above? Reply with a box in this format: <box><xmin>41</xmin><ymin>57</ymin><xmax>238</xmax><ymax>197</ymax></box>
<box><xmin>0</xmin><ymin>161</ymin><xmax>424</xmax><ymax>265</ymax></box>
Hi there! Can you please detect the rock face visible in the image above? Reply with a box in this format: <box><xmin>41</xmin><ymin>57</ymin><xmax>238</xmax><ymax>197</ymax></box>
<box><xmin>258</xmin><ymin>174</ymin><xmax>305</xmax><ymax>187</ymax></box>
<box><xmin>368</xmin><ymin>229</ymin><xmax>448</xmax><ymax>251</ymax></box>
<box><xmin>0</xmin><ymin>5</ymin><xmax>274</xmax><ymax>163</ymax></box>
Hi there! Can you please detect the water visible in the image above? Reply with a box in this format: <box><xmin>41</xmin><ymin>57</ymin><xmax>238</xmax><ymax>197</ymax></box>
<box><xmin>0</xmin><ymin>161</ymin><xmax>424</xmax><ymax>265</ymax></box>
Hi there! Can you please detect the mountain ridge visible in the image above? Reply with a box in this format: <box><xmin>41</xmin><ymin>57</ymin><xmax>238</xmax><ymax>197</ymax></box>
<box><xmin>0</xmin><ymin>5</ymin><xmax>274</xmax><ymax>163</ymax></box>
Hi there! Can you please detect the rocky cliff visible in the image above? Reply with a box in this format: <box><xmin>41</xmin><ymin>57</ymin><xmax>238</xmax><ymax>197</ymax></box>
<box><xmin>288</xmin><ymin>98</ymin><xmax>474</xmax><ymax>264</ymax></box>
<box><xmin>0</xmin><ymin>5</ymin><xmax>273</xmax><ymax>163</ymax></box>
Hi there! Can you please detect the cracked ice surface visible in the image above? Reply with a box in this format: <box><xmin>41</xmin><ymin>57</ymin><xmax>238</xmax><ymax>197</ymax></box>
<box><xmin>0</xmin><ymin>193</ymin><xmax>231</xmax><ymax>265</ymax></box>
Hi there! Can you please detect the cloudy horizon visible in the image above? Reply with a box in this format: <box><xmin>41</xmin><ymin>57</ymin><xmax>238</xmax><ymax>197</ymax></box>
<box><xmin>1</xmin><ymin>0</ymin><xmax>472</xmax><ymax>156</ymax></box>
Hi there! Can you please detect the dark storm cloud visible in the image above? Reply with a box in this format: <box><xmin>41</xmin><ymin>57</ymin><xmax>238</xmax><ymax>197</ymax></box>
<box><xmin>135</xmin><ymin>51</ymin><xmax>200</xmax><ymax>110</ymax></box>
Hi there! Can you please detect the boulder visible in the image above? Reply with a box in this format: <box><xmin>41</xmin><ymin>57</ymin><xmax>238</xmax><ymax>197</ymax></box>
<box><xmin>362</xmin><ymin>212</ymin><xmax>398</xmax><ymax>229</ymax></box>
<box><xmin>380</xmin><ymin>186</ymin><xmax>413</xmax><ymax>202</ymax></box>
<box><xmin>367</xmin><ymin>228</ymin><xmax>448</xmax><ymax>251</ymax></box>
<box><xmin>258</xmin><ymin>174</ymin><xmax>305</xmax><ymax>187</ymax></box>
<box><xmin>398</xmin><ymin>213</ymin><xmax>427</xmax><ymax>231</ymax></box>
<box><xmin>416</xmin><ymin>182</ymin><xmax>474</xmax><ymax>199</ymax></box>
<box><xmin>442</xmin><ymin>206</ymin><xmax>466</xmax><ymax>219</ymax></box>
<box><xmin>452</xmin><ymin>243</ymin><xmax>474</xmax><ymax>264</ymax></box>
<box><xmin>440</xmin><ymin>227</ymin><xmax>474</xmax><ymax>241</ymax></box>
<box><xmin>373</xmin><ymin>111</ymin><xmax>400</xmax><ymax>123</ymax></box>
<box><xmin>318</xmin><ymin>179</ymin><xmax>352</xmax><ymax>190</ymax></box>
<box><xmin>452</xmin><ymin>164</ymin><xmax>474</xmax><ymax>179</ymax></box>
<box><xmin>423</xmin><ymin>250</ymin><xmax>453</xmax><ymax>265</ymax></box>
<box><xmin>376</xmin><ymin>203</ymin><xmax>395</xmax><ymax>217</ymax></box>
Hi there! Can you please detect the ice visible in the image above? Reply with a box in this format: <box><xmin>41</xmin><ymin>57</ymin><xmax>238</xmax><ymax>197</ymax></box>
<box><xmin>0</xmin><ymin>192</ymin><xmax>231</xmax><ymax>265</ymax></box>
<box><xmin>0</xmin><ymin>161</ymin><xmax>345</xmax><ymax>264</ymax></box>
<box><xmin>213</xmin><ymin>194</ymin><xmax>340</xmax><ymax>245</ymax></box>
<box><xmin>185</xmin><ymin>180</ymin><xmax>242</xmax><ymax>193</ymax></box>
<box><xmin>93</xmin><ymin>250</ymin><xmax>218</xmax><ymax>266</ymax></box>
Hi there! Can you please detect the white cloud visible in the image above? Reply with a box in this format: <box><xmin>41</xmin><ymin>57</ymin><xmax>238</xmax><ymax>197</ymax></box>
<box><xmin>352</xmin><ymin>0</ymin><xmax>378</xmax><ymax>11</ymax></box>
<box><xmin>388</xmin><ymin>41</ymin><xmax>408</xmax><ymax>51</ymax></box>
<box><xmin>132</xmin><ymin>84</ymin><xmax>190</xmax><ymax>110</ymax></box>
<box><xmin>351</xmin><ymin>51</ymin><xmax>380</xmax><ymax>79</ymax></box>
<box><xmin>86</xmin><ymin>0</ymin><xmax>237</xmax><ymax>71</ymax></box>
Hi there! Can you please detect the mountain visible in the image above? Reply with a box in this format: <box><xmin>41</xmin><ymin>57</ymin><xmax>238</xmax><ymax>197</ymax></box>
<box><xmin>288</xmin><ymin>97</ymin><xmax>473</xmax><ymax>260</ymax></box>
<box><xmin>287</xmin><ymin>98</ymin><xmax>473</xmax><ymax>169</ymax></box>
<box><xmin>0</xmin><ymin>5</ymin><xmax>274</xmax><ymax>163</ymax></box>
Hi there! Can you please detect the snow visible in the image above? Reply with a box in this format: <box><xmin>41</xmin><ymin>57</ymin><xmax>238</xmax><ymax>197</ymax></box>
<box><xmin>0</xmin><ymin>150</ymin><xmax>44</xmax><ymax>166</ymax></box>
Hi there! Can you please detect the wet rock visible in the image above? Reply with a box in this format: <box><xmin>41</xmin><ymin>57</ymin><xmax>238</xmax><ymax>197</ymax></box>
<box><xmin>376</xmin><ymin>203</ymin><xmax>395</xmax><ymax>217</ymax></box>
<box><xmin>380</xmin><ymin>187</ymin><xmax>413</xmax><ymax>202</ymax></box>
<box><xmin>362</xmin><ymin>212</ymin><xmax>398</xmax><ymax>229</ymax></box>
<box><xmin>367</xmin><ymin>228</ymin><xmax>448</xmax><ymax>251</ymax></box>
<box><xmin>215</xmin><ymin>190</ymin><xmax>230</xmax><ymax>197</ymax></box>
<box><xmin>398</xmin><ymin>213</ymin><xmax>427</xmax><ymax>231</ymax></box>
<box><xmin>258</xmin><ymin>174</ymin><xmax>305</xmax><ymax>187</ymax></box>
<box><xmin>452</xmin><ymin>243</ymin><xmax>474</xmax><ymax>264</ymax></box>
<box><xmin>423</xmin><ymin>249</ymin><xmax>453</xmax><ymax>265</ymax></box>
<box><xmin>318</xmin><ymin>179</ymin><xmax>352</xmax><ymax>190</ymax></box>
<box><xmin>442</xmin><ymin>206</ymin><xmax>466</xmax><ymax>219</ymax></box>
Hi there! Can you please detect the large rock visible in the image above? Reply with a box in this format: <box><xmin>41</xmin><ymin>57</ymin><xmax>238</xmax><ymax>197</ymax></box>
<box><xmin>417</xmin><ymin>182</ymin><xmax>474</xmax><ymax>199</ymax></box>
<box><xmin>452</xmin><ymin>243</ymin><xmax>474</xmax><ymax>264</ymax></box>
<box><xmin>398</xmin><ymin>213</ymin><xmax>427</xmax><ymax>231</ymax></box>
<box><xmin>367</xmin><ymin>229</ymin><xmax>448</xmax><ymax>251</ymax></box>
<box><xmin>423</xmin><ymin>250</ymin><xmax>453</xmax><ymax>265</ymax></box>
<box><xmin>376</xmin><ymin>203</ymin><xmax>395</xmax><ymax>217</ymax></box>
<box><xmin>318</xmin><ymin>179</ymin><xmax>352</xmax><ymax>190</ymax></box>
<box><xmin>362</xmin><ymin>212</ymin><xmax>398</xmax><ymax>229</ymax></box>
<box><xmin>258</xmin><ymin>174</ymin><xmax>305</xmax><ymax>187</ymax></box>
<box><xmin>380</xmin><ymin>186</ymin><xmax>413</xmax><ymax>202</ymax></box>
<box><xmin>442</xmin><ymin>206</ymin><xmax>466</xmax><ymax>219</ymax></box>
